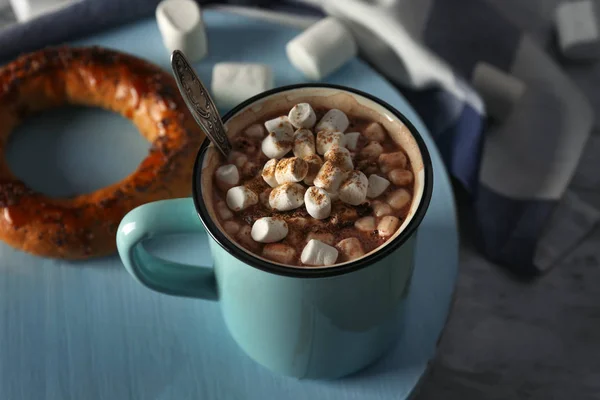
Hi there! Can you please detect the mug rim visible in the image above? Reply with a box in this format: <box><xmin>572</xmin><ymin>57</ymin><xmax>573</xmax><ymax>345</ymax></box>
<box><xmin>192</xmin><ymin>83</ymin><xmax>434</xmax><ymax>278</ymax></box>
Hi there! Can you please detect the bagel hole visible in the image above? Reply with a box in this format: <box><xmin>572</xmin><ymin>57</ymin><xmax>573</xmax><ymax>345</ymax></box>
<box><xmin>6</xmin><ymin>106</ymin><xmax>150</xmax><ymax>198</ymax></box>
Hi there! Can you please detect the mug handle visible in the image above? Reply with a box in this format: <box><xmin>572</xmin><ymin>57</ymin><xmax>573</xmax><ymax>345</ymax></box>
<box><xmin>116</xmin><ymin>198</ymin><xmax>218</xmax><ymax>301</ymax></box>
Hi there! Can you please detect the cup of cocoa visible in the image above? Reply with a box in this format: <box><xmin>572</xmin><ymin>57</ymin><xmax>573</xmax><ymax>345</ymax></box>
<box><xmin>117</xmin><ymin>84</ymin><xmax>433</xmax><ymax>379</ymax></box>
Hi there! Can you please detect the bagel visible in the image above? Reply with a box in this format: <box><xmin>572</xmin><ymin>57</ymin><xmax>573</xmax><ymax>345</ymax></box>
<box><xmin>0</xmin><ymin>46</ymin><xmax>205</xmax><ymax>259</ymax></box>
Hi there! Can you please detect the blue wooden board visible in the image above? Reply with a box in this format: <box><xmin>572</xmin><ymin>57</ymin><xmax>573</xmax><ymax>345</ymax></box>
<box><xmin>0</xmin><ymin>10</ymin><xmax>458</xmax><ymax>400</ymax></box>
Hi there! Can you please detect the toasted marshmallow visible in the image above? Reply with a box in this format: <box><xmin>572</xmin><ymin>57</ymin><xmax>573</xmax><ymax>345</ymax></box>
<box><xmin>387</xmin><ymin>188</ymin><xmax>411</xmax><ymax>210</ymax></box>
<box><xmin>265</xmin><ymin>116</ymin><xmax>294</xmax><ymax>136</ymax></box>
<box><xmin>303</xmin><ymin>154</ymin><xmax>323</xmax><ymax>185</ymax></box>
<box><xmin>215</xmin><ymin>164</ymin><xmax>239</xmax><ymax>190</ymax></box>
<box><xmin>269</xmin><ymin>183</ymin><xmax>306</xmax><ymax>211</ymax></box>
<box><xmin>293</xmin><ymin>128</ymin><xmax>316</xmax><ymax>159</ymax></box>
<box><xmin>316</xmin><ymin>131</ymin><xmax>346</xmax><ymax>155</ymax></box>
<box><xmin>301</xmin><ymin>239</ymin><xmax>339</xmax><ymax>266</ymax></box>
<box><xmin>245</xmin><ymin>124</ymin><xmax>265</xmax><ymax>139</ymax></box>
<box><xmin>313</xmin><ymin>161</ymin><xmax>345</xmax><ymax>193</ymax></box>
<box><xmin>360</xmin><ymin>141</ymin><xmax>384</xmax><ymax>160</ymax></box>
<box><xmin>372</xmin><ymin>200</ymin><xmax>392</xmax><ymax>217</ymax></box>
<box><xmin>261</xmin><ymin>159</ymin><xmax>279</xmax><ymax>187</ymax></box>
<box><xmin>304</xmin><ymin>186</ymin><xmax>332</xmax><ymax>220</ymax></box>
<box><xmin>363</xmin><ymin>122</ymin><xmax>386</xmax><ymax>142</ymax></box>
<box><xmin>262</xmin><ymin>134</ymin><xmax>293</xmax><ymax>159</ymax></box>
<box><xmin>355</xmin><ymin>216</ymin><xmax>376</xmax><ymax>232</ymax></box>
<box><xmin>226</xmin><ymin>186</ymin><xmax>258</xmax><ymax>211</ymax></box>
<box><xmin>339</xmin><ymin>170</ymin><xmax>368</xmax><ymax>206</ymax></box>
<box><xmin>263</xmin><ymin>243</ymin><xmax>297</xmax><ymax>264</ymax></box>
<box><xmin>325</xmin><ymin>146</ymin><xmax>353</xmax><ymax>171</ymax></box>
<box><xmin>216</xmin><ymin>201</ymin><xmax>233</xmax><ymax>220</ymax></box>
<box><xmin>288</xmin><ymin>103</ymin><xmax>316</xmax><ymax>129</ymax></box>
<box><xmin>378</xmin><ymin>216</ymin><xmax>400</xmax><ymax>237</ymax></box>
<box><xmin>379</xmin><ymin>151</ymin><xmax>407</xmax><ymax>173</ymax></box>
<box><xmin>251</xmin><ymin>217</ymin><xmax>288</xmax><ymax>243</ymax></box>
<box><xmin>315</xmin><ymin>109</ymin><xmax>349</xmax><ymax>133</ymax></box>
<box><xmin>367</xmin><ymin>174</ymin><xmax>390</xmax><ymax>199</ymax></box>
<box><xmin>275</xmin><ymin>157</ymin><xmax>309</xmax><ymax>184</ymax></box>
<box><xmin>389</xmin><ymin>169</ymin><xmax>413</xmax><ymax>186</ymax></box>
<box><xmin>336</xmin><ymin>237</ymin><xmax>365</xmax><ymax>261</ymax></box>
<box><xmin>344</xmin><ymin>132</ymin><xmax>360</xmax><ymax>151</ymax></box>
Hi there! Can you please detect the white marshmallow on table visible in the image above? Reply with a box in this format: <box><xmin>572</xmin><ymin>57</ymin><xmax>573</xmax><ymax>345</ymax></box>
<box><xmin>251</xmin><ymin>217</ymin><xmax>289</xmax><ymax>243</ymax></box>
<box><xmin>339</xmin><ymin>171</ymin><xmax>368</xmax><ymax>206</ymax></box>
<box><xmin>286</xmin><ymin>17</ymin><xmax>357</xmax><ymax>81</ymax></box>
<box><xmin>344</xmin><ymin>132</ymin><xmax>360</xmax><ymax>151</ymax></box>
<box><xmin>314</xmin><ymin>161</ymin><xmax>346</xmax><ymax>193</ymax></box>
<box><xmin>471</xmin><ymin>62</ymin><xmax>525</xmax><ymax>121</ymax></box>
<box><xmin>212</xmin><ymin>63</ymin><xmax>274</xmax><ymax>109</ymax></box>
<box><xmin>367</xmin><ymin>174</ymin><xmax>391</xmax><ymax>199</ymax></box>
<box><xmin>301</xmin><ymin>239</ymin><xmax>339</xmax><ymax>266</ymax></box>
<box><xmin>269</xmin><ymin>183</ymin><xmax>306</xmax><ymax>211</ymax></box>
<box><xmin>226</xmin><ymin>186</ymin><xmax>258</xmax><ymax>211</ymax></box>
<box><xmin>316</xmin><ymin>131</ymin><xmax>346</xmax><ymax>155</ymax></box>
<box><xmin>555</xmin><ymin>0</ymin><xmax>600</xmax><ymax>61</ymax></box>
<box><xmin>304</xmin><ymin>186</ymin><xmax>332</xmax><ymax>220</ymax></box>
<box><xmin>315</xmin><ymin>109</ymin><xmax>350</xmax><ymax>133</ymax></box>
<box><xmin>215</xmin><ymin>164</ymin><xmax>239</xmax><ymax>190</ymax></box>
<box><xmin>288</xmin><ymin>103</ymin><xmax>316</xmax><ymax>129</ymax></box>
<box><xmin>245</xmin><ymin>124</ymin><xmax>265</xmax><ymax>139</ymax></box>
<box><xmin>325</xmin><ymin>146</ymin><xmax>353</xmax><ymax>171</ymax></box>
<box><xmin>303</xmin><ymin>154</ymin><xmax>324</xmax><ymax>185</ymax></box>
<box><xmin>156</xmin><ymin>0</ymin><xmax>208</xmax><ymax>62</ymax></box>
<box><xmin>275</xmin><ymin>157</ymin><xmax>309</xmax><ymax>184</ymax></box>
<box><xmin>293</xmin><ymin>128</ymin><xmax>316</xmax><ymax>158</ymax></box>
<box><xmin>261</xmin><ymin>159</ymin><xmax>279</xmax><ymax>188</ymax></box>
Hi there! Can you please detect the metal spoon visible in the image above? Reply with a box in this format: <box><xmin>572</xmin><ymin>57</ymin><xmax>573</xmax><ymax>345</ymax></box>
<box><xmin>170</xmin><ymin>50</ymin><xmax>232</xmax><ymax>158</ymax></box>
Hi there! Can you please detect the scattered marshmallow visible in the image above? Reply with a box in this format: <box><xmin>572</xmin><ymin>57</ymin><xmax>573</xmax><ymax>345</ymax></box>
<box><xmin>275</xmin><ymin>157</ymin><xmax>309</xmax><ymax>184</ymax></box>
<box><xmin>269</xmin><ymin>183</ymin><xmax>306</xmax><ymax>211</ymax></box>
<box><xmin>472</xmin><ymin>62</ymin><xmax>525</xmax><ymax>121</ymax></box>
<box><xmin>339</xmin><ymin>171</ymin><xmax>368</xmax><ymax>205</ymax></box>
<box><xmin>226</xmin><ymin>186</ymin><xmax>258</xmax><ymax>211</ymax></box>
<box><xmin>301</xmin><ymin>239</ymin><xmax>339</xmax><ymax>266</ymax></box>
<box><xmin>261</xmin><ymin>159</ymin><xmax>279</xmax><ymax>187</ymax></box>
<box><xmin>251</xmin><ymin>217</ymin><xmax>289</xmax><ymax>243</ymax></box>
<box><xmin>344</xmin><ymin>132</ymin><xmax>360</xmax><ymax>151</ymax></box>
<box><xmin>355</xmin><ymin>216</ymin><xmax>376</xmax><ymax>232</ymax></box>
<box><xmin>304</xmin><ymin>186</ymin><xmax>332</xmax><ymax>219</ymax></box>
<box><xmin>325</xmin><ymin>146</ymin><xmax>353</xmax><ymax>171</ymax></box>
<box><xmin>313</xmin><ymin>161</ymin><xmax>345</xmax><ymax>193</ymax></box>
<box><xmin>216</xmin><ymin>201</ymin><xmax>233</xmax><ymax>220</ymax></box>
<box><xmin>288</xmin><ymin>103</ymin><xmax>317</xmax><ymax>129</ymax></box>
<box><xmin>263</xmin><ymin>244</ymin><xmax>297</xmax><ymax>264</ymax></box>
<box><xmin>367</xmin><ymin>174</ymin><xmax>391</xmax><ymax>199</ymax></box>
<box><xmin>316</xmin><ymin>131</ymin><xmax>346</xmax><ymax>155</ymax></box>
<box><xmin>303</xmin><ymin>154</ymin><xmax>324</xmax><ymax>185</ymax></box>
<box><xmin>389</xmin><ymin>169</ymin><xmax>413</xmax><ymax>186</ymax></box>
<box><xmin>215</xmin><ymin>164</ymin><xmax>239</xmax><ymax>190</ymax></box>
<box><xmin>378</xmin><ymin>216</ymin><xmax>400</xmax><ymax>237</ymax></box>
<box><xmin>212</xmin><ymin>63</ymin><xmax>274</xmax><ymax>109</ymax></box>
<box><xmin>293</xmin><ymin>128</ymin><xmax>316</xmax><ymax>158</ymax></box>
<box><xmin>387</xmin><ymin>189</ymin><xmax>411</xmax><ymax>210</ymax></box>
<box><xmin>360</xmin><ymin>141</ymin><xmax>384</xmax><ymax>160</ymax></box>
<box><xmin>336</xmin><ymin>237</ymin><xmax>365</xmax><ymax>261</ymax></box>
<box><xmin>286</xmin><ymin>17</ymin><xmax>357</xmax><ymax>81</ymax></box>
<box><xmin>555</xmin><ymin>0</ymin><xmax>600</xmax><ymax>61</ymax></box>
<box><xmin>315</xmin><ymin>109</ymin><xmax>349</xmax><ymax>133</ymax></box>
<box><xmin>245</xmin><ymin>124</ymin><xmax>265</xmax><ymax>139</ymax></box>
<box><xmin>156</xmin><ymin>0</ymin><xmax>208</xmax><ymax>62</ymax></box>
<box><xmin>379</xmin><ymin>151</ymin><xmax>407</xmax><ymax>173</ymax></box>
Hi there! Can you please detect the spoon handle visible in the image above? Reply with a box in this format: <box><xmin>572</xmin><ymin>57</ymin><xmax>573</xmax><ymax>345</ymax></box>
<box><xmin>170</xmin><ymin>50</ymin><xmax>232</xmax><ymax>158</ymax></box>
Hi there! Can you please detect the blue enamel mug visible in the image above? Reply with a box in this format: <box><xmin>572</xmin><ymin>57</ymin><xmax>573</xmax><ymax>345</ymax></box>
<box><xmin>117</xmin><ymin>84</ymin><xmax>433</xmax><ymax>379</ymax></box>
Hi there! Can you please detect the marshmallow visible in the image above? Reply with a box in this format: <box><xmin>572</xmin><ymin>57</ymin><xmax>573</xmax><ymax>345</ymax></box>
<box><xmin>269</xmin><ymin>183</ymin><xmax>306</xmax><ymax>211</ymax></box>
<box><xmin>223</xmin><ymin>221</ymin><xmax>241</xmax><ymax>236</ymax></box>
<box><xmin>275</xmin><ymin>157</ymin><xmax>309</xmax><ymax>184</ymax></box>
<box><xmin>156</xmin><ymin>0</ymin><xmax>207</xmax><ymax>62</ymax></box>
<box><xmin>293</xmin><ymin>128</ymin><xmax>316</xmax><ymax>158</ymax></box>
<box><xmin>355</xmin><ymin>216</ymin><xmax>376</xmax><ymax>232</ymax></box>
<box><xmin>372</xmin><ymin>201</ymin><xmax>392</xmax><ymax>217</ymax></box>
<box><xmin>367</xmin><ymin>174</ymin><xmax>391</xmax><ymax>199</ymax></box>
<box><xmin>260</xmin><ymin>188</ymin><xmax>272</xmax><ymax>209</ymax></box>
<box><xmin>363</xmin><ymin>122</ymin><xmax>386</xmax><ymax>142</ymax></box>
<box><xmin>226</xmin><ymin>186</ymin><xmax>258</xmax><ymax>211</ymax></box>
<box><xmin>472</xmin><ymin>62</ymin><xmax>525</xmax><ymax>121</ymax></box>
<box><xmin>261</xmin><ymin>159</ymin><xmax>279</xmax><ymax>187</ymax></box>
<box><xmin>378</xmin><ymin>216</ymin><xmax>400</xmax><ymax>237</ymax></box>
<box><xmin>237</xmin><ymin>225</ymin><xmax>260</xmax><ymax>252</ymax></box>
<box><xmin>251</xmin><ymin>217</ymin><xmax>289</xmax><ymax>243</ymax></box>
<box><xmin>216</xmin><ymin>201</ymin><xmax>233</xmax><ymax>220</ymax></box>
<box><xmin>387</xmin><ymin>189</ymin><xmax>411</xmax><ymax>210</ymax></box>
<box><xmin>300</xmin><ymin>239</ymin><xmax>339</xmax><ymax>266</ymax></box>
<box><xmin>314</xmin><ymin>161</ymin><xmax>345</xmax><ymax>193</ymax></box>
<box><xmin>286</xmin><ymin>17</ymin><xmax>357</xmax><ymax>81</ymax></box>
<box><xmin>288</xmin><ymin>103</ymin><xmax>316</xmax><ymax>129</ymax></box>
<box><xmin>315</xmin><ymin>109</ymin><xmax>350</xmax><ymax>133</ymax></box>
<box><xmin>389</xmin><ymin>169</ymin><xmax>413</xmax><ymax>186</ymax></box>
<box><xmin>360</xmin><ymin>141</ymin><xmax>384</xmax><ymax>160</ymax></box>
<box><xmin>556</xmin><ymin>1</ymin><xmax>600</xmax><ymax>61</ymax></box>
<box><xmin>304</xmin><ymin>186</ymin><xmax>332</xmax><ymax>219</ymax></box>
<box><xmin>262</xmin><ymin>116</ymin><xmax>294</xmax><ymax>159</ymax></box>
<box><xmin>263</xmin><ymin>244</ymin><xmax>297</xmax><ymax>264</ymax></box>
<box><xmin>378</xmin><ymin>151</ymin><xmax>407</xmax><ymax>173</ymax></box>
<box><xmin>212</xmin><ymin>63</ymin><xmax>274</xmax><ymax>109</ymax></box>
<box><xmin>306</xmin><ymin>232</ymin><xmax>335</xmax><ymax>246</ymax></box>
<box><xmin>215</xmin><ymin>164</ymin><xmax>239</xmax><ymax>190</ymax></box>
<box><xmin>265</xmin><ymin>116</ymin><xmax>294</xmax><ymax>136</ymax></box>
<box><xmin>245</xmin><ymin>124</ymin><xmax>265</xmax><ymax>139</ymax></box>
<box><xmin>316</xmin><ymin>131</ymin><xmax>346</xmax><ymax>155</ymax></box>
<box><xmin>345</xmin><ymin>132</ymin><xmax>360</xmax><ymax>151</ymax></box>
<box><xmin>336</xmin><ymin>237</ymin><xmax>365</xmax><ymax>261</ymax></box>
<box><xmin>228</xmin><ymin>151</ymin><xmax>248</xmax><ymax>168</ymax></box>
<box><xmin>325</xmin><ymin>146</ymin><xmax>353</xmax><ymax>171</ymax></box>
<box><xmin>303</xmin><ymin>154</ymin><xmax>324</xmax><ymax>185</ymax></box>
<box><xmin>339</xmin><ymin>171</ymin><xmax>368</xmax><ymax>206</ymax></box>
